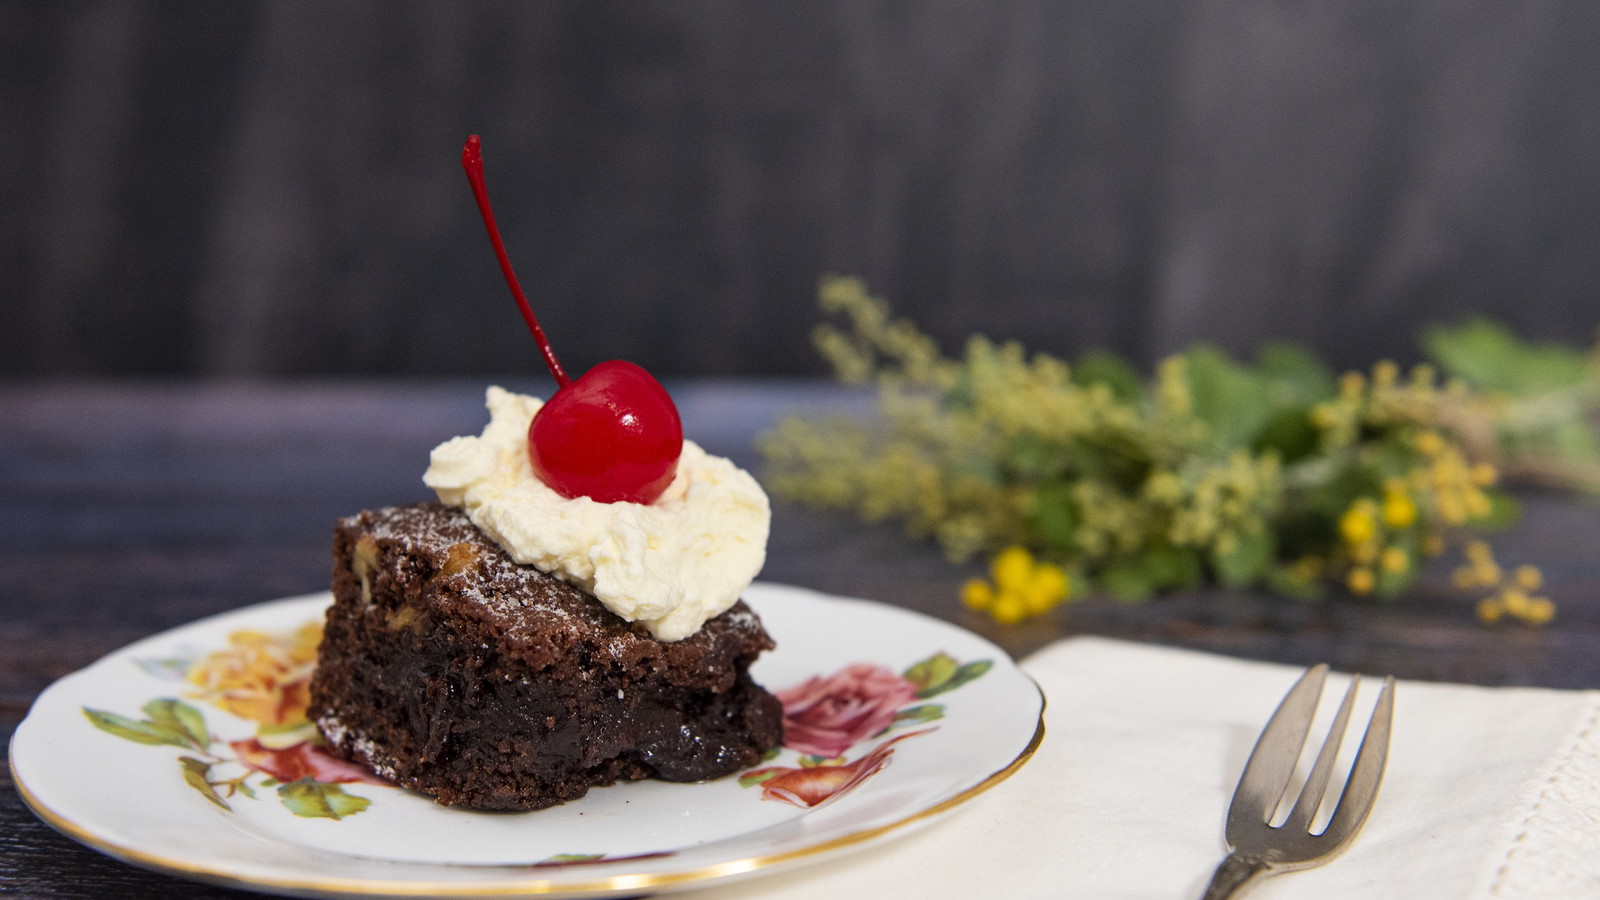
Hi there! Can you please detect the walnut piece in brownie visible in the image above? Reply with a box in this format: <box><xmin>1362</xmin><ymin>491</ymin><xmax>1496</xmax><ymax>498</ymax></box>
<box><xmin>307</xmin><ymin>503</ymin><xmax>783</xmax><ymax>811</ymax></box>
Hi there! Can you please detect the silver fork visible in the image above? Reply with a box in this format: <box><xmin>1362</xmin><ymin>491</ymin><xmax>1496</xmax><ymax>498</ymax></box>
<box><xmin>1201</xmin><ymin>664</ymin><xmax>1396</xmax><ymax>899</ymax></box>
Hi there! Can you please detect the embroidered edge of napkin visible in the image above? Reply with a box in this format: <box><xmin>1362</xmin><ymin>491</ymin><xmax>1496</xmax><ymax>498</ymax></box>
<box><xmin>1482</xmin><ymin>690</ymin><xmax>1600</xmax><ymax>897</ymax></box>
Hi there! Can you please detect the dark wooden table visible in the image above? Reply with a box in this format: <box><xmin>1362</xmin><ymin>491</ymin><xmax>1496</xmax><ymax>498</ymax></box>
<box><xmin>4</xmin><ymin>380</ymin><xmax>1598</xmax><ymax>898</ymax></box>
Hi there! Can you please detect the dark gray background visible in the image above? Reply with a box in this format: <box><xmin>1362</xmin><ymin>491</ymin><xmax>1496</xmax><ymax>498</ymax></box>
<box><xmin>6</xmin><ymin>1</ymin><xmax>1600</xmax><ymax>380</ymax></box>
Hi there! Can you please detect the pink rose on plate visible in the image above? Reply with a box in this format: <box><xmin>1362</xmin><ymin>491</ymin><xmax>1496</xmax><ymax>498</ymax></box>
<box><xmin>776</xmin><ymin>662</ymin><xmax>918</xmax><ymax>758</ymax></box>
<box><xmin>229</xmin><ymin>738</ymin><xmax>387</xmax><ymax>785</ymax></box>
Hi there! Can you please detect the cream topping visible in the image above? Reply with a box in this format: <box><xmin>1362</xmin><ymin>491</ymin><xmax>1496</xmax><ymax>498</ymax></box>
<box><xmin>423</xmin><ymin>386</ymin><xmax>769</xmax><ymax>640</ymax></box>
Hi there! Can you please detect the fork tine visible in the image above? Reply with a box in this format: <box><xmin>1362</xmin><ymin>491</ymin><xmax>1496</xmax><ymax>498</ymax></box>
<box><xmin>1282</xmin><ymin>674</ymin><xmax>1359</xmax><ymax>834</ymax></box>
<box><xmin>1228</xmin><ymin>664</ymin><xmax>1328</xmax><ymax>830</ymax></box>
<box><xmin>1208</xmin><ymin>668</ymin><xmax>1395</xmax><ymax>898</ymax></box>
<box><xmin>1319</xmin><ymin>675</ymin><xmax>1396</xmax><ymax>847</ymax></box>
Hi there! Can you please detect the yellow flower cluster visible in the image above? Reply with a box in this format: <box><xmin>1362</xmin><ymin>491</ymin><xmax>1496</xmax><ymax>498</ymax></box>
<box><xmin>1318</xmin><ymin>362</ymin><xmax>1505</xmax><ymax>600</ymax></box>
<box><xmin>185</xmin><ymin>622</ymin><xmax>323</xmax><ymax>726</ymax></box>
<box><xmin>1455</xmin><ymin>541</ymin><xmax>1555</xmax><ymax>625</ymax></box>
<box><xmin>1336</xmin><ymin>481</ymin><xmax>1422</xmax><ymax>595</ymax></box>
<box><xmin>1312</xmin><ymin>361</ymin><xmax>1444</xmax><ymax>434</ymax></box>
<box><xmin>765</xmin><ymin>280</ymin><xmax>1565</xmax><ymax>628</ymax></box>
<box><xmin>1412</xmin><ymin>436</ymin><xmax>1497</xmax><ymax>526</ymax></box>
<box><xmin>962</xmin><ymin>547</ymin><xmax>1071</xmax><ymax>623</ymax></box>
<box><xmin>1162</xmin><ymin>451</ymin><xmax>1282</xmax><ymax>550</ymax></box>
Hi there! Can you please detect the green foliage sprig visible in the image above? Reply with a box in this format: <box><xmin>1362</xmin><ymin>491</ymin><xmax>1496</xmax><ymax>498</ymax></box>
<box><xmin>759</xmin><ymin>278</ymin><xmax>1600</xmax><ymax>624</ymax></box>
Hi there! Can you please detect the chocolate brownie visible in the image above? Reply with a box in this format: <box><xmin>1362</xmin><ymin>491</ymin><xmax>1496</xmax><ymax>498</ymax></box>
<box><xmin>308</xmin><ymin>503</ymin><xmax>783</xmax><ymax>810</ymax></box>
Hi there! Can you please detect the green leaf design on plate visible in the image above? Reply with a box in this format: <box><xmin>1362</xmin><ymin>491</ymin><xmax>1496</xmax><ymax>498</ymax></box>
<box><xmin>914</xmin><ymin>659</ymin><xmax>993</xmax><ymax>699</ymax></box>
<box><xmin>255</xmin><ymin>720</ymin><xmax>318</xmax><ymax>749</ymax></box>
<box><xmin>738</xmin><ymin>769</ymin><xmax>780</xmax><ymax>788</ymax></box>
<box><xmin>905</xmin><ymin>652</ymin><xmax>958</xmax><ymax>697</ymax></box>
<box><xmin>143</xmin><ymin>698</ymin><xmax>211</xmax><ymax>750</ymax></box>
<box><xmin>541</xmin><ymin>853</ymin><xmax>605</xmax><ymax>864</ymax></box>
<box><xmin>277</xmin><ymin>778</ymin><xmax>371</xmax><ymax>820</ymax></box>
<box><xmin>946</xmin><ymin>659</ymin><xmax>993</xmax><ymax>691</ymax></box>
<box><xmin>892</xmin><ymin>704</ymin><xmax>945</xmax><ymax>725</ymax></box>
<box><xmin>224</xmin><ymin>775</ymin><xmax>258</xmax><ymax>800</ymax></box>
<box><xmin>179</xmin><ymin>757</ymin><xmax>230</xmax><ymax>811</ymax></box>
<box><xmin>82</xmin><ymin>707</ymin><xmax>191</xmax><ymax>748</ymax></box>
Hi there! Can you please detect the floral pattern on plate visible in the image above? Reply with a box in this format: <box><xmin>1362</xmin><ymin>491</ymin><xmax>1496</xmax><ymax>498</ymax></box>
<box><xmin>86</xmin><ymin>618</ymin><xmax>994</xmax><ymax>818</ymax></box>
<box><xmin>16</xmin><ymin>584</ymin><xmax>1042</xmax><ymax>894</ymax></box>
<box><xmin>744</xmin><ymin>653</ymin><xmax>993</xmax><ymax>807</ymax></box>
<box><xmin>83</xmin><ymin>622</ymin><xmax>384</xmax><ymax>820</ymax></box>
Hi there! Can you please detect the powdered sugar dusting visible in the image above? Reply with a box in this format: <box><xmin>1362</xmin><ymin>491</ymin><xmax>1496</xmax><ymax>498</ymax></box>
<box><xmin>338</xmin><ymin>505</ymin><xmax>770</xmax><ymax>658</ymax></box>
<box><xmin>316</xmin><ymin>711</ymin><xmax>398</xmax><ymax>782</ymax></box>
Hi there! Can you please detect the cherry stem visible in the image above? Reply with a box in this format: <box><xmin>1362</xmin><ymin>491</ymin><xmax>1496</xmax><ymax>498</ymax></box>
<box><xmin>461</xmin><ymin>134</ymin><xmax>571</xmax><ymax>388</ymax></box>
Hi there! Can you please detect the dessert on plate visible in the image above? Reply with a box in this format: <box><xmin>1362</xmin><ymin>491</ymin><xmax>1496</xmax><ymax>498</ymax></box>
<box><xmin>306</xmin><ymin>136</ymin><xmax>782</xmax><ymax>810</ymax></box>
<box><xmin>310</xmin><ymin>447</ymin><xmax>780</xmax><ymax>810</ymax></box>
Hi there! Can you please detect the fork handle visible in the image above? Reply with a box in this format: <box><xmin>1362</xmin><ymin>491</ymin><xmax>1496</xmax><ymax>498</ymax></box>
<box><xmin>1200</xmin><ymin>853</ymin><xmax>1268</xmax><ymax>900</ymax></box>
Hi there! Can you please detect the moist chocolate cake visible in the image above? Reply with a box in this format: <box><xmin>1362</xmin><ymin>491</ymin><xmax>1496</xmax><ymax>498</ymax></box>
<box><xmin>308</xmin><ymin>503</ymin><xmax>783</xmax><ymax>811</ymax></box>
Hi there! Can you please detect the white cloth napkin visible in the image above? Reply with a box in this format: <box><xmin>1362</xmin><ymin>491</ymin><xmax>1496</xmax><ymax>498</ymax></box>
<box><xmin>674</xmin><ymin>636</ymin><xmax>1600</xmax><ymax>899</ymax></box>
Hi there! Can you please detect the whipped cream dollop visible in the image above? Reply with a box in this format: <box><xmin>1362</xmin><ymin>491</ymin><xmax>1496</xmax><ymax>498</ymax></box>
<box><xmin>423</xmin><ymin>386</ymin><xmax>770</xmax><ymax>641</ymax></box>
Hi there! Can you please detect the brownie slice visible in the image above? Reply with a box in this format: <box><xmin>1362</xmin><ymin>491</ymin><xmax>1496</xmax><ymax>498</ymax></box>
<box><xmin>308</xmin><ymin>503</ymin><xmax>783</xmax><ymax>811</ymax></box>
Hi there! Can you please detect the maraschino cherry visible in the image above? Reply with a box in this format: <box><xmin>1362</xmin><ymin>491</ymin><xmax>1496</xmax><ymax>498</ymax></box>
<box><xmin>461</xmin><ymin>134</ymin><xmax>682</xmax><ymax>504</ymax></box>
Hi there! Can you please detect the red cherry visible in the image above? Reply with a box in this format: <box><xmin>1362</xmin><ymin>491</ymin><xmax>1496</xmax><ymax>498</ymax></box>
<box><xmin>530</xmin><ymin>360</ymin><xmax>683</xmax><ymax>503</ymax></box>
<box><xmin>462</xmin><ymin>135</ymin><xmax>683</xmax><ymax>504</ymax></box>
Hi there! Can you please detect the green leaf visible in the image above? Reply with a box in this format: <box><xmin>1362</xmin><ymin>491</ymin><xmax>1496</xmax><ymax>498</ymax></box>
<box><xmin>1076</xmin><ymin>431</ymin><xmax>1155</xmax><ymax>491</ymax></box>
<box><xmin>143</xmin><ymin>698</ymin><xmax>211</xmax><ymax>750</ymax></box>
<box><xmin>1424</xmin><ymin>319</ymin><xmax>1590</xmax><ymax>394</ymax></box>
<box><xmin>82</xmin><ymin>708</ymin><xmax>191</xmax><ymax>747</ymax></box>
<box><xmin>1211</xmin><ymin>528</ymin><xmax>1276</xmax><ymax>588</ymax></box>
<box><xmin>1553</xmin><ymin>420</ymin><xmax>1600</xmax><ymax>460</ymax></box>
<box><xmin>1256</xmin><ymin>341</ymin><xmax>1336</xmax><ymax>404</ymax></box>
<box><xmin>739</xmin><ymin>769</ymin><xmax>780</xmax><ymax>788</ymax></box>
<box><xmin>905</xmin><ymin>652</ymin><xmax>959</xmax><ymax>696</ymax></box>
<box><xmin>1071</xmin><ymin>350</ymin><xmax>1144</xmax><ymax>402</ymax></box>
<box><xmin>1513</xmin><ymin>419</ymin><xmax>1600</xmax><ymax>468</ymax></box>
<box><xmin>1134</xmin><ymin>543</ymin><xmax>1205</xmax><ymax>591</ymax></box>
<box><xmin>179</xmin><ymin>757</ymin><xmax>230</xmax><ymax>811</ymax></box>
<box><xmin>1475</xmin><ymin>490</ymin><xmax>1521</xmax><ymax>532</ymax></box>
<box><xmin>1253</xmin><ymin>407</ymin><xmax>1321</xmax><ymax>464</ymax></box>
<box><xmin>1302</xmin><ymin>464</ymin><xmax>1385</xmax><ymax>521</ymax></box>
<box><xmin>1180</xmin><ymin>347</ymin><xmax>1276</xmax><ymax>449</ymax></box>
<box><xmin>1374</xmin><ymin>557</ymin><xmax>1418</xmax><ymax>599</ymax></box>
<box><xmin>1030</xmin><ymin>482</ymin><xmax>1080</xmax><ymax>555</ymax></box>
<box><xmin>1098</xmin><ymin>564</ymin><xmax>1155</xmax><ymax>602</ymax></box>
<box><xmin>277</xmin><ymin>779</ymin><xmax>371</xmax><ymax>820</ymax></box>
<box><xmin>892</xmin><ymin>704</ymin><xmax>946</xmax><ymax>725</ymax></box>
<box><xmin>1004</xmin><ymin>433</ymin><xmax>1071</xmax><ymax>480</ymax></box>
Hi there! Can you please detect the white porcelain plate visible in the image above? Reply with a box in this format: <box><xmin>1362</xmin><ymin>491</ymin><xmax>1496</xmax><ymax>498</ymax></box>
<box><xmin>11</xmin><ymin>582</ymin><xmax>1044</xmax><ymax>898</ymax></box>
